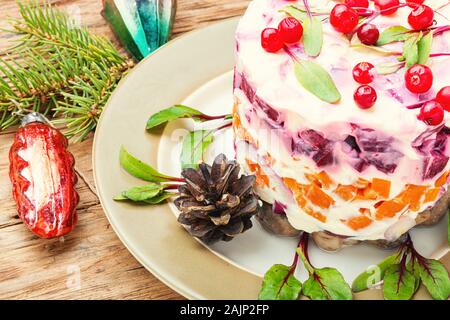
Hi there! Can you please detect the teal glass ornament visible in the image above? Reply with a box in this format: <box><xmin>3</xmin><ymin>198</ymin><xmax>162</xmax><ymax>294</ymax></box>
<box><xmin>102</xmin><ymin>0</ymin><xmax>177</xmax><ymax>61</ymax></box>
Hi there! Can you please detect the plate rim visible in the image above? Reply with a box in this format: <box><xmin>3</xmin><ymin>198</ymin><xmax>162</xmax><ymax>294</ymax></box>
<box><xmin>92</xmin><ymin>17</ymin><xmax>245</xmax><ymax>300</ymax></box>
<box><xmin>92</xmin><ymin>17</ymin><xmax>450</xmax><ymax>301</ymax></box>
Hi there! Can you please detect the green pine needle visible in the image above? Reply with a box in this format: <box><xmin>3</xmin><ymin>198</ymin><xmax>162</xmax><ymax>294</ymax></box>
<box><xmin>0</xmin><ymin>0</ymin><xmax>134</xmax><ymax>141</ymax></box>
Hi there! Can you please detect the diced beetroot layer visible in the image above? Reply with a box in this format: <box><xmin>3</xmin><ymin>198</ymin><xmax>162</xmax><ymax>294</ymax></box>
<box><xmin>413</xmin><ymin>126</ymin><xmax>450</xmax><ymax>179</ymax></box>
<box><xmin>234</xmin><ymin>72</ymin><xmax>450</xmax><ymax>180</ymax></box>
<box><xmin>234</xmin><ymin>71</ymin><xmax>282</xmax><ymax>125</ymax></box>
<box><xmin>292</xmin><ymin>130</ymin><xmax>335</xmax><ymax>167</ymax></box>
<box><xmin>342</xmin><ymin>126</ymin><xmax>404</xmax><ymax>174</ymax></box>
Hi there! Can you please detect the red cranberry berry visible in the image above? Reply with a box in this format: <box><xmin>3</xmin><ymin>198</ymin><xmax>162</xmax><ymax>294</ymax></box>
<box><xmin>345</xmin><ymin>0</ymin><xmax>369</xmax><ymax>14</ymax></box>
<box><xmin>357</xmin><ymin>24</ymin><xmax>380</xmax><ymax>45</ymax></box>
<box><xmin>353</xmin><ymin>62</ymin><xmax>375</xmax><ymax>84</ymax></box>
<box><xmin>261</xmin><ymin>28</ymin><xmax>283</xmax><ymax>53</ymax></box>
<box><xmin>354</xmin><ymin>85</ymin><xmax>377</xmax><ymax>109</ymax></box>
<box><xmin>418</xmin><ymin>101</ymin><xmax>444</xmax><ymax>126</ymax></box>
<box><xmin>405</xmin><ymin>64</ymin><xmax>434</xmax><ymax>94</ymax></box>
<box><xmin>408</xmin><ymin>5</ymin><xmax>434</xmax><ymax>30</ymax></box>
<box><xmin>406</xmin><ymin>0</ymin><xmax>425</xmax><ymax>8</ymax></box>
<box><xmin>330</xmin><ymin>4</ymin><xmax>359</xmax><ymax>33</ymax></box>
<box><xmin>436</xmin><ymin>86</ymin><xmax>450</xmax><ymax>112</ymax></box>
<box><xmin>374</xmin><ymin>0</ymin><xmax>400</xmax><ymax>16</ymax></box>
<box><xmin>278</xmin><ymin>17</ymin><xmax>303</xmax><ymax>44</ymax></box>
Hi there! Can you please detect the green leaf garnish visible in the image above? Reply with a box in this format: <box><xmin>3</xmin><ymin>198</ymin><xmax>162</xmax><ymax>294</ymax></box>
<box><xmin>258</xmin><ymin>264</ymin><xmax>302</xmax><ymax>300</ymax></box>
<box><xmin>375</xmin><ymin>61</ymin><xmax>405</xmax><ymax>75</ymax></box>
<box><xmin>115</xmin><ymin>183</ymin><xmax>164</xmax><ymax>202</ymax></box>
<box><xmin>302</xmin><ymin>16</ymin><xmax>323</xmax><ymax>57</ymax></box>
<box><xmin>280</xmin><ymin>5</ymin><xmax>308</xmax><ymax>22</ymax></box>
<box><xmin>407</xmin><ymin>261</ymin><xmax>421</xmax><ymax>294</ymax></box>
<box><xmin>146</xmin><ymin>105</ymin><xmax>206</xmax><ymax>129</ymax></box>
<box><xmin>351</xmin><ymin>43</ymin><xmax>399</xmax><ymax>56</ymax></box>
<box><xmin>377</xmin><ymin>26</ymin><xmax>412</xmax><ymax>46</ymax></box>
<box><xmin>294</xmin><ymin>60</ymin><xmax>341</xmax><ymax>104</ymax></box>
<box><xmin>143</xmin><ymin>191</ymin><xmax>174</xmax><ymax>204</ymax></box>
<box><xmin>417</xmin><ymin>259</ymin><xmax>450</xmax><ymax>300</ymax></box>
<box><xmin>302</xmin><ymin>268</ymin><xmax>353</xmax><ymax>300</ymax></box>
<box><xmin>180</xmin><ymin>130</ymin><xmax>214</xmax><ymax>170</ymax></box>
<box><xmin>383</xmin><ymin>264</ymin><xmax>417</xmax><ymax>300</ymax></box>
<box><xmin>352</xmin><ymin>254</ymin><xmax>399</xmax><ymax>293</ymax></box>
<box><xmin>417</xmin><ymin>32</ymin><xmax>433</xmax><ymax>65</ymax></box>
<box><xmin>297</xmin><ymin>248</ymin><xmax>352</xmax><ymax>300</ymax></box>
<box><xmin>403</xmin><ymin>32</ymin><xmax>423</xmax><ymax>68</ymax></box>
<box><xmin>119</xmin><ymin>146</ymin><xmax>174</xmax><ymax>182</ymax></box>
<box><xmin>114</xmin><ymin>183</ymin><xmax>174</xmax><ymax>205</ymax></box>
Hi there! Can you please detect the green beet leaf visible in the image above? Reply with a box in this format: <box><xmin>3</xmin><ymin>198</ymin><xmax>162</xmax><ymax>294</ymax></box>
<box><xmin>119</xmin><ymin>146</ymin><xmax>174</xmax><ymax>182</ymax></box>
<box><xmin>352</xmin><ymin>254</ymin><xmax>399</xmax><ymax>293</ymax></box>
<box><xmin>406</xmin><ymin>261</ymin><xmax>422</xmax><ymax>294</ymax></box>
<box><xmin>403</xmin><ymin>32</ymin><xmax>422</xmax><ymax>68</ymax></box>
<box><xmin>120</xmin><ymin>183</ymin><xmax>164</xmax><ymax>202</ymax></box>
<box><xmin>417</xmin><ymin>258</ymin><xmax>450</xmax><ymax>300</ymax></box>
<box><xmin>351</xmin><ymin>43</ymin><xmax>399</xmax><ymax>56</ymax></box>
<box><xmin>180</xmin><ymin>130</ymin><xmax>214</xmax><ymax>170</ymax></box>
<box><xmin>258</xmin><ymin>264</ymin><xmax>302</xmax><ymax>300</ymax></box>
<box><xmin>418</xmin><ymin>32</ymin><xmax>433</xmax><ymax>65</ymax></box>
<box><xmin>375</xmin><ymin>61</ymin><xmax>405</xmax><ymax>75</ymax></box>
<box><xmin>146</xmin><ymin>105</ymin><xmax>206</xmax><ymax>129</ymax></box>
<box><xmin>280</xmin><ymin>5</ymin><xmax>308</xmax><ymax>22</ymax></box>
<box><xmin>294</xmin><ymin>61</ymin><xmax>341</xmax><ymax>104</ymax></box>
<box><xmin>383</xmin><ymin>264</ymin><xmax>417</xmax><ymax>300</ymax></box>
<box><xmin>144</xmin><ymin>191</ymin><xmax>174</xmax><ymax>204</ymax></box>
<box><xmin>302</xmin><ymin>268</ymin><xmax>353</xmax><ymax>300</ymax></box>
<box><xmin>302</xmin><ymin>16</ymin><xmax>323</xmax><ymax>57</ymax></box>
<box><xmin>377</xmin><ymin>26</ymin><xmax>412</xmax><ymax>46</ymax></box>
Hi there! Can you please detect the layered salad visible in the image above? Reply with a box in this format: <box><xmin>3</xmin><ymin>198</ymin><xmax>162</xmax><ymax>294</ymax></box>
<box><xmin>233</xmin><ymin>0</ymin><xmax>450</xmax><ymax>249</ymax></box>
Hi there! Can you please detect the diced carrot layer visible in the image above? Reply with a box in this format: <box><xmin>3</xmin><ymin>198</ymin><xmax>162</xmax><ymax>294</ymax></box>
<box><xmin>233</xmin><ymin>111</ymin><xmax>241</xmax><ymax>128</ymax></box>
<box><xmin>359</xmin><ymin>208</ymin><xmax>371</xmax><ymax>215</ymax></box>
<box><xmin>399</xmin><ymin>184</ymin><xmax>427</xmax><ymax>211</ymax></box>
<box><xmin>304</xmin><ymin>171</ymin><xmax>333</xmax><ymax>189</ymax></box>
<box><xmin>304</xmin><ymin>207</ymin><xmax>327</xmax><ymax>223</ymax></box>
<box><xmin>305</xmin><ymin>173</ymin><xmax>321</xmax><ymax>187</ymax></box>
<box><xmin>305</xmin><ymin>184</ymin><xmax>335</xmax><ymax>209</ymax></box>
<box><xmin>283</xmin><ymin>177</ymin><xmax>301</xmax><ymax>192</ymax></box>
<box><xmin>355</xmin><ymin>178</ymin><xmax>370</xmax><ymax>189</ymax></box>
<box><xmin>346</xmin><ymin>215</ymin><xmax>373</xmax><ymax>231</ymax></box>
<box><xmin>317</xmin><ymin>171</ymin><xmax>333</xmax><ymax>189</ymax></box>
<box><xmin>435</xmin><ymin>171</ymin><xmax>449</xmax><ymax>188</ymax></box>
<box><xmin>334</xmin><ymin>185</ymin><xmax>357</xmax><ymax>201</ymax></box>
<box><xmin>376</xmin><ymin>200</ymin><xmax>406</xmax><ymax>220</ymax></box>
<box><xmin>295</xmin><ymin>194</ymin><xmax>307</xmax><ymax>208</ymax></box>
<box><xmin>234</xmin><ymin>113</ymin><xmax>259</xmax><ymax>147</ymax></box>
<box><xmin>355</xmin><ymin>187</ymin><xmax>378</xmax><ymax>200</ymax></box>
<box><xmin>424</xmin><ymin>188</ymin><xmax>440</xmax><ymax>203</ymax></box>
<box><xmin>246</xmin><ymin>159</ymin><xmax>269</xmax><ymax>187</ymax></box>
<box><xmin>372</xmin><ymin>178</ymin><xmax>391</xmax><ymax>199</ymax></box>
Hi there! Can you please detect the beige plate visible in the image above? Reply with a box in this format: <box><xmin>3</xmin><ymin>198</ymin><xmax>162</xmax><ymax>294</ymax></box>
<box><xmin>93</xmin><ymin>18</ymin><xmax>450</xmax><ymax>300</ymax></box>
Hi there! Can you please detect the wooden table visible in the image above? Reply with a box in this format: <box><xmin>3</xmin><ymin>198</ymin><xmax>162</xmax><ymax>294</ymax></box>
<box><xmin>0</xmin><ymin>0</ymin><xmax>250</xmax><ymax>300</ymax></box>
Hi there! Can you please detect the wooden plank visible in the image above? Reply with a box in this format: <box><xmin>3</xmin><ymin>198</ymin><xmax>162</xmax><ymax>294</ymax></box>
<box><xmin>0</xmin><ymin>0</ymin><xmax>251</xmax><ymax>300</ymax></box>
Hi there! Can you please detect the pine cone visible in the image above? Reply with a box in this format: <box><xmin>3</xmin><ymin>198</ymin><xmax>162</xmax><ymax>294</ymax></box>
<box><xmin>174</xmin><ymin>154</ymin><xmax>259</xmax><ymax>244</ymax></box>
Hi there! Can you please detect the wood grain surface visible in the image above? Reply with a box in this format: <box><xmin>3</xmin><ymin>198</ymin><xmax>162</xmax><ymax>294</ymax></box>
<box><xmin>0</xmin><ymin>0</ymin><xmax>250</xmax><ymax>300</ymax></box>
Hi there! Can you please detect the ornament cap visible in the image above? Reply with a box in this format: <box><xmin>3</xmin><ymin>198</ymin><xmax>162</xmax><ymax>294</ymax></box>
<box><xmin>21</xmin><ymin>112</ymin><xmax>51</xmax><ymax>127</ymax></box>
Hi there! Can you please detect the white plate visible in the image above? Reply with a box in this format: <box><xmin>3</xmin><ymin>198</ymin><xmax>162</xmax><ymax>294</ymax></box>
<box><xmin>94</xmin><ymin>18</ymin><xmax>450</xmax><ymax>300</ymax></box>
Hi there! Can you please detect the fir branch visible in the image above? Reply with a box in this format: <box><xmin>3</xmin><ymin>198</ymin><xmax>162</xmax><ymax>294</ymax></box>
<box><xmin>0</xmin><ymin>1</ymin><xmax>134</xmax><ymax>141</ymax></box>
